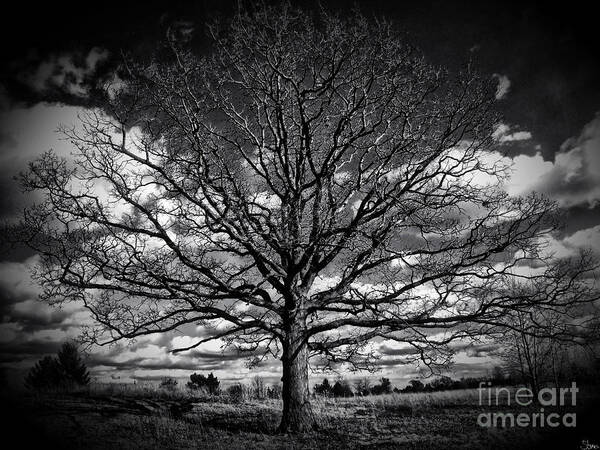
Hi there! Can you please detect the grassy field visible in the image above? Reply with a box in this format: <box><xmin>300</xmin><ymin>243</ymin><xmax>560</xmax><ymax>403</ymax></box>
<box><xmin>3</xmin><ymin>384</ymin><xmax>600</xmax><ymax>449</ymax></box>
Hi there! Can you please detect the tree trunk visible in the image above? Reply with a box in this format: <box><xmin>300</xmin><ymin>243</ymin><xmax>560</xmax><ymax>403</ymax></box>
<box><xmin>278</xmin><ymin>320</ymin><xmax>315</xmax><ymax>433</ymax></box>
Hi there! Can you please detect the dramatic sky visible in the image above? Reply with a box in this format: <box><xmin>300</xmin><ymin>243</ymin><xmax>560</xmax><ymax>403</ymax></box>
<box><xmin>0</xmin><ymin>0</ymin><xmax>599</xmax><ymax>389</ymax></box>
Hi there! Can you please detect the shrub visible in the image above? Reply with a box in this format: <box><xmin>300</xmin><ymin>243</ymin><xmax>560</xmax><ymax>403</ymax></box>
<box><xmin>399</xmin><ymin>375</ymin><xmax>505</xmax><ymax>393</ymax></box>
<box><xmin>314</xmin><ymin>378</ymin><xmax>333</xmax><ymax>396</ymax></box>
<box><xmin>227</xmin><ymin>383</ymin><xmax>250</xmax><ymax>403</ymax></box>
<box><xmin>371</xmin><ymin>377</ymin><xmax>393</xmax><ymax>395</ymax></box>
<box><xmin>160</xmin><ymin>377</ymin><xmax>178</xmax><ymax>390</ymax></box>
<box><xmin>402</xmin><ymin>379</ymin><xmax>425</xmax><ymax>393</ymax></box>
<box><xmin>429</xmin><ymin>375</ymin><xmax>454</xmax><ymax>391</ymax></box>
<box><xmin>354</xmin><ymin>378</ymin><xmax>371</xmax><ymax>396</ymax></box>
<box><xmin>251</xmin><ymin>376</ymin><xmax>267</xmax><ymax>399</ymax></box>
<box><xmin>267</xmin><ymin>383</ymin><xmax>282</xmax><ymax>399</ymax></box>
<box><xmin>332</xmin><ymin>379</ymin><xmax>354</xmax><ymax>397</ymax></box>
<box><xmin>58</xmin><ymin>341</ymin><xmax>90</xmax><ymax>386</ymax></box>
<box><xmin>187</xmin><ymin>372</ymin><xmax>220</xmax><ymax>395</ymax></box>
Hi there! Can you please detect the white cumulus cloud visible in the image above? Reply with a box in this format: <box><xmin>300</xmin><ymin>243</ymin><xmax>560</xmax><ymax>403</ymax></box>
<box><xmin>503</xmin><ymin>113</ymin><xmax>600</xmax><ymax>208</ymax></box>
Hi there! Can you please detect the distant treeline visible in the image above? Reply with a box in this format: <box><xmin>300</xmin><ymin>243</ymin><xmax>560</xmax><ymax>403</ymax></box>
<box><xmin>312</xmin><ymin>370</ymin><xmax>515</xmax><ymax>398</ymax></box>
<box><xmin>159</xmin><ymin>373</ymin><xmax>282</xmax><ymax>401</ymax></box>
<box><xmin>399</xmin><ymin>375</ymin><xmax>504</xmax><ymax>393</ymax></box>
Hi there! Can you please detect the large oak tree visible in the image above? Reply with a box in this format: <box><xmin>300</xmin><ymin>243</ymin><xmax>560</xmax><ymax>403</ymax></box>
<box><xmin>17</xmin><ymin>4</ymin><xmax>597</xmax><ymax>431</ymax></box>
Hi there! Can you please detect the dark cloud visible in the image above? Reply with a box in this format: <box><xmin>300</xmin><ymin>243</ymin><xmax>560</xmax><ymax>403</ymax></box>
<box><xmin>562</xmin><ymin>205</ymin><xmax>600</xmax><ymax>235</ymax></box>
<box><xmin>22</xmin><ymin>48</ymin><xmax>110</xmax><ymax>98</ymax></box>
<box><xmin>0</xmin><ymin>175</ymin><xmax>23</xmax><ymax>221</ymax></box>
<box><xmin>0</xmin><ymin>0</ymin><xmax>234</xmax><ymax>107</ymax></box>
<box><xmin>89</xmin><ymin>355</ymin><xmax>203</xmax><ymax>371</ymax></box>
<box><xmin>493</xmin><ymin>139</ymin><xmax>541</xmax><ymax>159</ymax></box>
<box><xmin>376</xmin><ymin>358</ymin><xmax>415</xmax><ymax>368</ymax></box>
<box><xmin>89</xmin><ymin>353</ymin><xmax>237</xmax><ymax>372</ymax></box>
<box><xmin>0</xmin><ymin>339</ymin><xmax>62</xmax><ymax>363</ymax></box>
<box><xmin>8</xmin><ymin>306</ymin><xmax>74</xmax><ymax>332</ymax></box>
<box><xmin>0</xmin><ymin>280</ymin><xmax>35</xmax><ymax>306</ymax></box>
<box><xmin>0</xmin><ymin>241</ymin><xmax>41</xmax><ymax>266</ymax></box>
<box><xmin>0</xmin><ymin>261</ymin><xmax>87</xmax><ymax>334</ymax></box>
<box><xmin>463</xmin><ymin>344</ymin><xmax>501</xmax><ymax>358</ymax></box>
<box><xmin>191</xmin><ymin>349</ymin><xmax>256</xmax><ymax>362</ymax></box>
<box><xmin>0</xmin><ymin>0</ymin><xmax>597</xmax><ymax>144</ymax></box>
<box><xmin>83</xmin><ymin>347</ymin><xmax>262</xmax><ymax>374</ymax></box>
<box><xmin>448</xmin><ymin>362</ymin><xmax>499</xmax><ymax>377</ymax></box>
<box><xmin>379</xmin><ymin>342</ymin><xmax>500</xmax><ymax>360</ymax></box>
<box><xmin>378</xmin><ymin>345</ymin><xmax>421</xmax><ymax>357</ymax></box>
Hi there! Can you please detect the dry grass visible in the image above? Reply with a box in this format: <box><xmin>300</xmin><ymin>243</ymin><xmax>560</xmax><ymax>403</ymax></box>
<box><xmin>79</xmin><ymin>381</ymin><xmax>203</xmax><ymax>400</ymax></box>
<box><xmin>314</xmin><ymin>388</ymin><xmax>486</xmax><ymax>409</ymax></box>
<box><xmin>5</xmin><ymin>384</ymin><xmax>599</xmax><ymax>449</ymax></box>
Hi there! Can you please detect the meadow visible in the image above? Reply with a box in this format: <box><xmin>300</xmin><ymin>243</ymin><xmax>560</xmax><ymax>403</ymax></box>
<box><xmin>4</xmin><ymin>383</ymin><xmax>599</xmax><ymax>449</ymax></box>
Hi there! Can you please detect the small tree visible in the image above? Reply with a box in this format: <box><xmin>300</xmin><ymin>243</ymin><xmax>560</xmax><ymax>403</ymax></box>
<box><xmin>25</xmin><ymin>356</ymin><xmax>65</xmax><ymax>390</ymax></box>
<box><xmin>429</xmin><ymin>375</ymin><xmax>454</xmax><ymax>391</ymax></box>
<box><xmin>57</xmin><ymin>341</ymin><xmax>90</xmax><ymax>386</ymax></box>
<box><xmin>187</xmin><ymin>373</ymin><xmax>204</xmax><ymax>390</ymax></box>
<box><xmin>313</xmin><ymin>378</ymin><xmax>332</xmax><ymax>396</ymax></box>
<box><xmin>25</xmin><ymin>342</ymin><xmax>90</xmax><ymax>390</ymax></box>
<box><xmin>267</xmin><ymin>383</ymin><xmax>283</xmax><ymax>399</ymax></box>
<box><xmin>227</xmin><ymin>383</ymin><xmax>250</xmax><ymax>403</ymax></box>
<box><xmin>491</xmin><ymin>366</ymin><xmax>506</xmax><ymax>384</ymax></box>
<box><xmin>332</xmin><ymin>379</ymin><xmax>354</xmax><ymax>397</ymax></box>
<box><xmin>205</xmin><ymin>372</ymin><xmax>220</xmax><ymax>395</ymax></box>
<box><xmin>354</xmin><ymin>378</ymin><xmax>371</xmax><ymax>396</ymax></box>
<box><xmin>402</xmin><ymin>379</ymin><xmax>425</xmax><ymax>393</ymax></box>
<box><xmin>251</xmin><ymin>375</ymin><xmax>267</xmax><ymax>399</ymax></box>
<box><xmin>187</xmin><ymin>372</ymin><xmax>220</xmax><ymax>395</ymax></box>
<box><xmin>371</xmin><ymin>377</ymin><xmax>392</xmax><ymax>395</ymax></box>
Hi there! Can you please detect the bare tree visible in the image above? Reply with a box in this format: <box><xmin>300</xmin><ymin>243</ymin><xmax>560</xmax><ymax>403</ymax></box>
<box><xmin>498</xmin><ymin>274</ymin><xmax>600</xmax><ymax>395</ymax></box>
<box><xmin>354</xmin><ymin>377</ymin><xmax>371</xmax><ymax>396</ymax></box>
<box><xmin>15</xmin><ymin>4</ymin><xmax>598</xmax><ymax>431</ymax></box>
<box><xmin>251</xmin><ymin>375</ymin><xmax>267</xmax><ymax>400</ymax></box>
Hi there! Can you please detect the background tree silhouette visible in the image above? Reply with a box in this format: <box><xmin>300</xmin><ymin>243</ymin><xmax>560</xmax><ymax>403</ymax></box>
<box><xmin>354</xmin><ymin>377</ymin><xmax>371</xmax><ymax>397</ymax></box>
<box><xmin>15</xmin><ymin>3</ymin><xmax>598</xmax><ymax>431</ymax></box>
<box><xmin>314</xmin><ymin>378</ymin><xmax>332</xmax><ymax>396</ymax></box>
<box><xmin>497</xmin><ymin>279</ymin><xmax>600</xmax><ymax>396</ymax></box>
<box><xmin>58</xmin><ymin>341</ymin><xmax>91</xmax><ymax>386</ymax></box>
<box><xmin>371</xmin><ymin>377</ymin><xmax>393</xmax><ymax>395</ymax></box>
<box><xmin>332</xmin><ymin>379</ymin><xmax>354</xmax><ymax>397</ymax></box>
<box><xmin>187</xmin><ymin>372</ymin><xmax>220</xmax><ymax>394</ymax></box>
<box><xmin>25</xmin><ymin>342</ymin><xmax>90</xmax><ymax>390</ymax></box>
<box><xmin>25</xmin><ymin>356</ymin><xmax>65</xmax><ymax>390</ymax></box>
